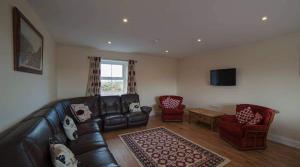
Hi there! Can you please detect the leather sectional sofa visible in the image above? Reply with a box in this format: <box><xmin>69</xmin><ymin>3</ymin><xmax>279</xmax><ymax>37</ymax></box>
<box><xmin>0</xmin><ymin>94</ymin><xmax>151</xmax><ymax>167</ymax></box>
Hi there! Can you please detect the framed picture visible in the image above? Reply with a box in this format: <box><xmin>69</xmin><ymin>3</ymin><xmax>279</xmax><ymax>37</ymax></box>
<box><xmin>13</xmin><ymin>7</ymin><xmax>43</xmax><ymax>75</ymax></box>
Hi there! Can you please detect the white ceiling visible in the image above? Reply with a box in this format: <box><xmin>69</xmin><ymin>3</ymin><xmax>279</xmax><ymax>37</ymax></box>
<box><xmin>27</xmin><ymin>0</ymin><xmax>300</xmax><ymax>57</ymax></box>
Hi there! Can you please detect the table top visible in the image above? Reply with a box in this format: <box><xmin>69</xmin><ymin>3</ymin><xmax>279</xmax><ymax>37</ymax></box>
<box><xmin>189</xmin><ymin>108</ymin><xmax>224</xmax><ymax>117</ymax></box>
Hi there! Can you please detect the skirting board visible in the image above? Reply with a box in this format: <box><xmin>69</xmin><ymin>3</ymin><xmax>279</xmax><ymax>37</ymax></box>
<box><xmin>268</xmin><ymin>133</ymin><xmax>300</xmax><ymax>149</ymax></box>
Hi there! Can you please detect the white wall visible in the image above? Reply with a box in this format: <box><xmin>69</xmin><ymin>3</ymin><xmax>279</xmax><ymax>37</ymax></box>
<box><xmin>56</xmin><ymin>45</ymin><xmax>178</xmax><ymax>107</ymax></box>
<box><xmin>0</xmin><ymin>0</ymin><xmax>57</xmax><ymax>132</ymax></box>
<box><xmin>178</xmin><ymin>32</ymin><xmax>300</xmax><ymax>148</ymax></box>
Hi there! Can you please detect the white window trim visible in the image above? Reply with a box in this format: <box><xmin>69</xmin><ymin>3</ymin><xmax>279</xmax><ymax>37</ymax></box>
<box><xmin>101</xmin><ymin>59</ymin><xmax>128</xmax><ymax>95</ymax></box>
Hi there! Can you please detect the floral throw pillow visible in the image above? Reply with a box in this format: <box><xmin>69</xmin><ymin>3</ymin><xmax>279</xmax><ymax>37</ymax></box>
<box><xmin>235</xmin><ymin>107</ymin><xmax>255</xmax><ymax>124</ymax></box>
<box><xmin>50</xmin><ymin>143</ymin><xmax>78</xmax><ymax>167</ymax></box>
<box><xmin>129</xmin><ymin>102</ymin><xmax>141</xmax><ymax>112</ymax></box>
<box><xmin>70</xmin><ymin>104</ymin><xmax>92</xmax><ymax>123</ymax></box>
<box><xmin>247</xmin><ymin>112</ymin><xmax>263</xmax><ymax>125</ymax></box>
<box><xmin>63</xmin><ymin>116</ymin><xmax>78</xmax><ymax>141</ymax></box>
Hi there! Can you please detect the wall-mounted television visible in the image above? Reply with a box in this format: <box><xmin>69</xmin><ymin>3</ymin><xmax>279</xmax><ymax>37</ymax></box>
<box><xmin>210</xmin><ymin>68</ymin><xmax>236</xmax><ymax>86</ymax></box>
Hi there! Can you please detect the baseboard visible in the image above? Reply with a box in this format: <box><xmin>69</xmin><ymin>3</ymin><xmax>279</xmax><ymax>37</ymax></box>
<box><xmin>268</xmin><ymin>133</ymin><xmax>300</xmax><ymax>149</ymax></box>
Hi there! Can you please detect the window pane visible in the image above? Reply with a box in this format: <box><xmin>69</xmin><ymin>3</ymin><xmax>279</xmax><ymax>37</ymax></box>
<box><xmin>101</xmin><ymin>79</ymin><xmax>124</xmax><ymax>95</ymax></box>
<box><xmin>112</xmin><ymin>65</ymin><xmax>123</xmax><ymax>77</ymax></box>
<box><xmin>101</xmin><ymin>64</ymin><xmax>111</xmax><ymax>77</ymax></box>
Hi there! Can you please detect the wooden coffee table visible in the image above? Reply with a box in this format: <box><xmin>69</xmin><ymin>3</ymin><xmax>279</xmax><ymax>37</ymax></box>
<box><xmin>188</xmin><ymin>108</ymin><xmax>224</xmax><ymax>131</ymax></box>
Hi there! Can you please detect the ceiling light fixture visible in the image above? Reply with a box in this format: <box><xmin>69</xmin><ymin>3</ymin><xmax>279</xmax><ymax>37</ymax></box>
<box><xmin>165</xmin><ymin>50</ymin><xmax>169</xmax><ymax>53</ymax></box>
<box><xmin>261</xmin><ymin>16</ymin><xmax>268</xmax><ymax>21</ymax></box>
<box><xmin>107</xmin><ymin>41</ymin><xmax>112</xmax><ymax>44</ymax></box>
<box><xmin>122</xmin><ymin>18</ymin><xmax>128</xmax><ymax>23</ymax></box>
<box><xmin>197</xmin><ymin>38</ymin><xmax>202</xmax><ymax>42</ymax></box>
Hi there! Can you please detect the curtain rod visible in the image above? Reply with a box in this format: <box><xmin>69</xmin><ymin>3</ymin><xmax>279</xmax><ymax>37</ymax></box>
<box><xmin>88</xmin><ymin>56</ymin><xmax>137</xmax><ymax>63</ymax></box>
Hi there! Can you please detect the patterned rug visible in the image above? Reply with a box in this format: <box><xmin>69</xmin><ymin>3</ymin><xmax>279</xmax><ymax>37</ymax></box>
<box><xmin>119</xmin><ymin>127</ymin><xmax>230</xmax><ymax>167</ymax></box>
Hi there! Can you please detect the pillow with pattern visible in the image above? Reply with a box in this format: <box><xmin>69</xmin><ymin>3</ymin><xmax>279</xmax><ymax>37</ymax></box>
<box><xmin>235</xmin><ymin>107</ymin><xmax>255</xmax><ymax>124</ymax></box>
<box><xmin>50</xmin><ymin>142</ymin><xmax>78</xmax><ymax>167</ymax></box>
<box><xmin>129</xmin><ymin>102</ymin><xmax>141</xmax><ymax>112</ymax></box>
<box><xmin>63</xmin><ymin>116</ymin><xmax>78</xmax><ymax>141</ymax></box>
<box><xmin>70</xmin><ymin>104</ymin><xmax>92</xmax><ymax>123</ymax></box>
<box><xmin>247</xmin><ymin>112</ymin><xmax>263</xmax><ymax>125</ymax></box>
<box><xmin>162</xmin><ymin>97</ymin><xmax>180</xmax><ymax>109</ymax></box>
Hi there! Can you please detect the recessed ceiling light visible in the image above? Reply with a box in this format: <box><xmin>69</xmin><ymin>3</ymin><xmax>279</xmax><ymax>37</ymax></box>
<box><xmin>197</xmin><ymin>38</ymin><xmax>202</xmax><ymax>42</ymax></box>
<box><xmin>122</xmin><ymin>18</ymin><xmax>128</xmax><ymax>23</ymax></box>
<box><xmin>261</xmin><ymin>16</ymin><xmax>268</xmax><ymax>21</ymax></box>
<box><xmin>107</xmin><ymin>41</ymin><xmax>112</xmax><ymax>44</ymax></box>
<box><xmin>165</xmin><ymin>50</ymin><xmax>169</xmax><ymax>53</ymax></box>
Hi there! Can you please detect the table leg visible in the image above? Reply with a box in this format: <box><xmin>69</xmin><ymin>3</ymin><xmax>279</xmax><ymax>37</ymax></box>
<box><xmin>210</xmin><ymin>118</ymin><xmax>214</xmax><ymax>130</ymax></box>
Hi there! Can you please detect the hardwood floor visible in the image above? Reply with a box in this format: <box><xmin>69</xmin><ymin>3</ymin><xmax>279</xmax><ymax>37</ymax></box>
<box><xmin>104</xmin><ymin>115</ymin><xmax>300</xmax><ymax>167</ymax></box>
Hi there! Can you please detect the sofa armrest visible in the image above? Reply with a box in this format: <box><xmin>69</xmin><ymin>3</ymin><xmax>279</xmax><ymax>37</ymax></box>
<box><xmin>221</xmin><ymin>115</ymin><xmax>237</xmax><ymax>122</ymax></box>
<box><xmin>141</xmin><ymin>106</ymin><xmax>152</xmax><ymax>114</ymax></box>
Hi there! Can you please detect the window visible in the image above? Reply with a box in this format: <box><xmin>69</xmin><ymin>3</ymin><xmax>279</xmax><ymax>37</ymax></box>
<box><xmin>101</xmin><ymin>59</ymin><xmax>128</xmax><ymax>95</ymax></box>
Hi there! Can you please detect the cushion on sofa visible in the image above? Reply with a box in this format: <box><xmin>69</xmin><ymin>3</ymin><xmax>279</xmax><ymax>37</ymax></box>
<box><xmin>77</xmin><ymin>147</ymin><xmax>119</xmax><ymax>167</ymax></box>
<box><xmin>104</xmin><ymin>114</ymin><xmax>127</xmax><ymax>126</ymax></box>
<box><xmin>219</xmin><ymin>121</ymin><xmax>244</xmax><ymax>137</ymax></box>
<box><xmin>63</xmin><ymin>116</ymin><xmax>78</xmax><ymax>141</ymax></box>
<box><xmin>77</xmin><ymin>121</ymin><xmax>100</xmax><ymax>136</ymax></box>
<box><xmin>129</xmin><ymin>102</ymin><xmax>141</xmax><ymax>112</ymax></box>
<box><xmin>68</xmin><ymin>132</ymin><xmax>107</xmax><ymax>155</ymax></box>
<box><xmin>126</xmin><ymin>112</ymin><xmax>147</xmax><ymax>122</ymax></box>
<box><xmin>235</xmin><ymin>107</ymin><xmax>254</xmax><ymax>124</ymax></box>
<box><xmin>70</xmin><ymin>104</ymin><xmax>92</xmax><ymax>123</ymax></box>
<box><xmin>247</xmin><ymin>112</ymin><xmax>263</xmax><ymax>125</ymax></box>
<box><xmin>50</xmin><ymin>143</ymin><xmax>78</xmax><ymax>167</ymax></box>
<box><xmin>100</xmin><ymin>96</ymin><xmax>122</xmax><ymax>116</ymax></box>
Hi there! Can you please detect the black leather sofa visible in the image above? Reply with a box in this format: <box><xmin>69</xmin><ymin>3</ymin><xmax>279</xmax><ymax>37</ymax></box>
<box><xmin>0</xmin><ymin>94</ymin><xmax>151</xmax><ymax>167</ymax></box>
<box><xmin>101</xmin><ymin>94</ymin><xmax>151</xmax><ymax>131</ymax></box>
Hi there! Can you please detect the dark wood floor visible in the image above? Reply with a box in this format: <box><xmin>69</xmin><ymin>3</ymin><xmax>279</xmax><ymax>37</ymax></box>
<box><xmin>103</xmin><ymin>115</ymin><xmax>300</xmax><ymax>167</ymax></box>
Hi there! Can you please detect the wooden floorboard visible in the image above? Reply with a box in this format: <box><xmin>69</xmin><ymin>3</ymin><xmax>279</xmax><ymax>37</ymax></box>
<box><xmin>103</xmin><ymin>115</ymin><xmax>300</xmax><ymax>167</ymax></box>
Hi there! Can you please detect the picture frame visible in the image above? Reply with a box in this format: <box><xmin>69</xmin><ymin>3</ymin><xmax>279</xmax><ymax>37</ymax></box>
<box><xmin>13</xmin><ymin>7</ymin><xmax>43</xmax><ymax>75</ymax></box>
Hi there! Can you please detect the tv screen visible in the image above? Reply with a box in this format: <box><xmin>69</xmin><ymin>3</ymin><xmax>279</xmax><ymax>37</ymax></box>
<box><xmin>210</xmin><ymin>68</ymin><xmax>236</xmax><ymax>86</ymax></box>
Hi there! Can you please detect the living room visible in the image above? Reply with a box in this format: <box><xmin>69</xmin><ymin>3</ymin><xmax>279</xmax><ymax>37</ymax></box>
<box><xmin>0</xmin><ymin>0</ymin><xmax>299</xmax><ymax>167</ymax></box>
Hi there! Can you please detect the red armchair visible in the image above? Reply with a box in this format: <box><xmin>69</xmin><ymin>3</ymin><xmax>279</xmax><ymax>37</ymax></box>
<box><xmin>159</xmin><ymin>96</ymin><xmax>185</xmax><ymax>122</ymax></box>
<box><xmin>219</xmin><ymin>104</ymin><xmax>275</xmax><ymax>150</ymax></box>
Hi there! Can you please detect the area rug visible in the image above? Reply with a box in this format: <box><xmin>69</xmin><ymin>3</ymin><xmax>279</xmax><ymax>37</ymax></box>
<box><xmin>119</xmin><ymin>127</ymin><xmax>230</xmax><ymax>167</ymax></box>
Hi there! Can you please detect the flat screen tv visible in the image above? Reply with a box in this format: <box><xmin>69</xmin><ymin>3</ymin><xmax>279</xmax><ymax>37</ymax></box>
<box><xmin>210</xmin><ymin>68</ymin><xmax>236</xmax><ymax>86</ymax></box>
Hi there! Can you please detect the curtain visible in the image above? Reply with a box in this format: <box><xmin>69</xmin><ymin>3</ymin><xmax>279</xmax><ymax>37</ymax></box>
<box><xmin>86</xmin><ymin>57</ymin><xmax>101</xmax><ymax>96</ymax></box>
<box><xmin>127</xmin><ymin>60</ymin><xmax>137</xmax><ymax>94</ymax></box>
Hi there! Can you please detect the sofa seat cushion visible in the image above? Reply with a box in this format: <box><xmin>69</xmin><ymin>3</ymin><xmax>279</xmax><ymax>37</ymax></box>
<box><xmin>126</xmin><ymin>112</ymin><xmax>147</xmax><ymax>122</ymax></box>
<box><xmin>163</xmin><ymin>108</ymin><xmax>184</xmax><ymax>114</ymax></box>
<box><xmin>77</xmin><ymin>147</ymin><xmax>119</xmax><ymax>167</ymax></box>
<box><xmin>77</xmin><ymin>122</ymin><xmax>100</xmax><ymax>136</ymax></box>
<box><xmin>219</xmin><ymin>121</ymin><xmax>244</xmax><ymax>138</ymax></box>
<box><xmin>104</xmin><ymin>114</ymin><xmax>127</xmax><ymax>126</ymax></box>
<box><xmin>68</xmin><ymin>132</ymin><xmax>106</xmax><ymax>155</ymax></box>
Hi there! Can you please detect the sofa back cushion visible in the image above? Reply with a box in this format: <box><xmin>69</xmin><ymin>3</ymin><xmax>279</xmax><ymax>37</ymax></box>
<box><xmin>121</xmin><ymin>94</ymin><xmax>140</xmax><ymax>113</ymax></box>
<box><xmin>100</xmin><ymin>96</ymin><xmax>121</xmax><ymax>116</ymax></box>
<box><xmin>54</xmin><ymin>102</ymin><xmax>68</xmax><ymax>122</ymax></box>
<box><xmin>44</xmin><ymin>108</ymin><xmax>67</xmax><ymax>143</ymax></box>
<box><xmin>0</xmin><ymin>118</ymin><xmax>53</xmax><ymax>167</ymax></box>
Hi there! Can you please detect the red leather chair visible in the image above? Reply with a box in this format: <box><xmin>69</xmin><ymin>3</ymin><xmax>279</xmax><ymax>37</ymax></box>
<box><xmin>159</xmin><ymin>96</ymin><xmax>185</xmax><ymax>122</ymax></box>
<box><xmin>219</xmin><ymin>104</ymin><xmax>275</xmax><ymax>150</ymax></box>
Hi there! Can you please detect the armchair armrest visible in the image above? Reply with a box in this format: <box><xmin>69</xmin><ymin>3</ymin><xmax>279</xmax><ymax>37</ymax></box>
<box><xmin>242</xmin><ymin>125</ymin><xmax>268</xmax><ymax>132</ymax></box>
<box><xmin>220</xmin><ymin>115</ymin><xmax>237</xmax><ymax>122</ymax></box>
<box><xmin>141</xmin><ymin>106</ymin><xmax>152</xmax><ymax>114</ymax></box>
<box><xmin>178</xmin><ymin>104</ymin><xmax>185</xmax><ymax>110</ymax></box>
<box><xmin>242</xmin><ymin>125</ymin><xmax>268</xmax><ymax>138</ymax></box>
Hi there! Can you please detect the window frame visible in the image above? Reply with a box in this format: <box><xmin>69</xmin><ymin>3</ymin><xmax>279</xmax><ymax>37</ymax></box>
<box><xmin>100</xmin><ymin>59</ymin><xmax>128</xmax><ymax>95</ymax></box>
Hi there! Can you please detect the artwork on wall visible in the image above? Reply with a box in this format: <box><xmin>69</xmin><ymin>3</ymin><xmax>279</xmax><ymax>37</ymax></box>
<box><xmin>13</xmin><ymin>7</ymin><xmax>43</xmax><ymax>75</ymax></box>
